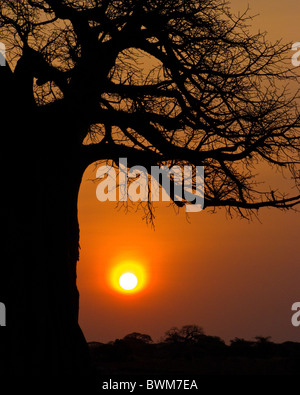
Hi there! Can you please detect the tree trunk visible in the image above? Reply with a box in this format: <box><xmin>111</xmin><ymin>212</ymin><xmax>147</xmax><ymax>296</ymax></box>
<box><xmin>0</xmin><ymin>64</ymin><xmax>91</xmax><ymax>380</ymax></box>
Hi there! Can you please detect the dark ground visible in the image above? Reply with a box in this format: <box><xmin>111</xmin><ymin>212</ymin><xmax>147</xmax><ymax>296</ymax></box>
<box><xmin>87</xmin><ymin>334</ymin><xmax>300</xmax><ymax>393</ymax></box>
<box><xmin>89</xmin><ymin>334</ymin><xmax>300</xmax><ymax>376</ymax></box>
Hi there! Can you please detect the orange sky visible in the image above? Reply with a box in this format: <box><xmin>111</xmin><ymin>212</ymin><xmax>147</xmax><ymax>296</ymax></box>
<box><xmin>77</xmin><ymin>0</ymin><xmax>300</xmax><ymax>344</ymax></box>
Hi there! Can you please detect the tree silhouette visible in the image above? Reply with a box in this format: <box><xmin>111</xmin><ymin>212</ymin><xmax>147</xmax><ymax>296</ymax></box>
<box><xmin>123</xmin><ymin>332</ymin><xmax>153</xmax><ymax>344</ymax></box>
<box><xmin>0</xmin><ymin>0</ymin><xmax>299</xmax><ymax>377</ymax></box>
<box><xmin>164</xmin><ymin>325</ymin><xmax>204</xmax><ymax>344</ymax></box>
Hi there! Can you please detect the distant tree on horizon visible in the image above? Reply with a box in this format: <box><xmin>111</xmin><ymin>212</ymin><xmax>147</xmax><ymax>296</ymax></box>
<box><xmin>254</xmin><ymin>336</ymin><xmax>272</xmax><ymax>344</ymax></box>
<box><xmin>0</xmin><ymin>0</ymin><xmax>299</xmax><ymax>377</ymax></box>
<box><xmin>164</xmin><ymin>325</ymin><xmax>205</xmax><ymax>344</ymax></box>
<box><xmin>122</xmin><ymin>332</ymin><xmax>153</xmax><ymax>344</ymax></box>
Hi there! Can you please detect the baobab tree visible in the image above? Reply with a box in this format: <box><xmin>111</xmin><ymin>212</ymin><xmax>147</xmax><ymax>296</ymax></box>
<box><xmin>0</xmin><ymin>0</ymin><xmax>299</xmax><ymax>377</ymax></box>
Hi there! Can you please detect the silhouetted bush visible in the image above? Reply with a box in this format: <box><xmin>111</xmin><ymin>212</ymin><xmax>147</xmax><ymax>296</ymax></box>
<box><xmin>88</xmin><ymin>327</ymin><xmax>300</xmax><ymax>375</ymax></box>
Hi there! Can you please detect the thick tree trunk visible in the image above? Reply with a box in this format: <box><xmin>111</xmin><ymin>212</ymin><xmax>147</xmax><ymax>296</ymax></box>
<box><xmin>0</xmin><ymin>64</ymin><xmax>91</xmax><ymax>380</ymax></box>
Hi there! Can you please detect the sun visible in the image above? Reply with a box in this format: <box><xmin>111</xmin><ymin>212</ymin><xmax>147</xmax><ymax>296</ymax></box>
<box><xmin>109</xmin><ymin>260</ymin><xmax>147</xmax><ymax>294</ymax></box>
<box><xmin>119</xmin><ymin>272</ymin><xmax>138</xmax><ymax>290</ymax></box>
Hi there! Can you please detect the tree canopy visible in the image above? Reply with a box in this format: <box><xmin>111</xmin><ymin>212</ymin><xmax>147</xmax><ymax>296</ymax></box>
<box><xmin>164</xmin><ymin>325</ymin><xmax>205</xmax><ymax>344</ymax></box>
<box><xmin>1</xmin><ymin>0</ymin><xmax>299</xmax><ymax>217</ymax></box>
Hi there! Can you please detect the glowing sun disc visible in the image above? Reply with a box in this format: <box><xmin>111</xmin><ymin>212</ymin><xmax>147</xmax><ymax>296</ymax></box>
<box><xmin>109</xmin><ymin>260</ymin><xmax>147</xmax><ymax>294</ymax></box>
<box><xmin>119</xmin><ymin>272</ymin><xmax>138</xmax><ymax>290</ymax></box>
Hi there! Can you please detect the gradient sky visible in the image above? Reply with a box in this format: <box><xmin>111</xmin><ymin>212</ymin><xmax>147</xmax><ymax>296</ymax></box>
<box><xmin>77</xmin><ymin>0</ymin><xmax>300</xmax><ymax>345</ymax></box>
